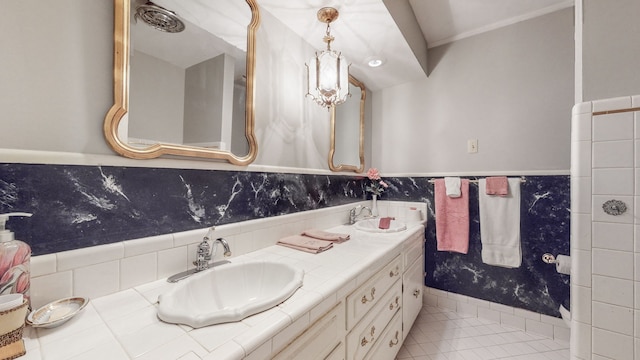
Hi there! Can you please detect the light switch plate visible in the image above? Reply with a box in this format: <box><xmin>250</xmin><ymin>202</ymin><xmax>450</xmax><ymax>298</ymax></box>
<box><xmin>467</xmin><ymin>139</ymin><xmax>478</xmax><ymax>153</ymax></box>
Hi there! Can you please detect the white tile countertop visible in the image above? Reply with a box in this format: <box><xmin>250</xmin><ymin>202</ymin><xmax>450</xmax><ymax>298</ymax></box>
<box><xmin>21</xmin><ymin>222</ymin><xmax>425</xmax><ymax>360</ymax></box>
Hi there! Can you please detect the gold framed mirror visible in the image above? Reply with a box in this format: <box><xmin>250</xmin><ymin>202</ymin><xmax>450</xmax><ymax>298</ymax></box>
<box><xmin>329</xmin><ymin>75</ymin><xmax>365</xmax><ymax>173</ymax></box>
<box><xmin>104</xmin><ymin>0</ymin><xmax>259</xmax><ymax>165</ymax></box>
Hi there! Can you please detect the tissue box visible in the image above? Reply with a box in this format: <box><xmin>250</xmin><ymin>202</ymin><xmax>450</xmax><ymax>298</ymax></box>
<box><xmin>0</xmin><ymin>300</ymin><xmax>29</xmax><ymax>360</ymax></box>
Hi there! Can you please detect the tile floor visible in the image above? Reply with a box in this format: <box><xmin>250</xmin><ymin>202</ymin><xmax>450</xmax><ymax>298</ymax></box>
<box><xmin>397</xmin><ymin>305</ymin><xmax>570</xmax><ymax>360</ymax></box>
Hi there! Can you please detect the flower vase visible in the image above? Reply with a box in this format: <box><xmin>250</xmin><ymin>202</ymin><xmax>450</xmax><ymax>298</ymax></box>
<box><xmin>371</xmin><ymin>194</ymin><xmax>379</xmax><ymax>217</ymax></box>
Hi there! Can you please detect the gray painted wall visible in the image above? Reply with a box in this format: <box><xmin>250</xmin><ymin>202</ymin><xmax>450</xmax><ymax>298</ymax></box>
<box><xmin>129</xmin><ymin>50</ymin><xmax>185</xmax><ymax>144</ymax></box>
<box><xmin>1</xmin><ymin>1</ymin><xmax>366</xmax><ymax>171</ymax></box>
<box><xmin>2</xmin><ymin>2</ymin><xmax>574</xmax><ymax>175</ymax></box>
<box><xmin>372</xmin><ymin>9</ymin><xmax>574</xmax><ymax>174</ymax></box>
<box><xmin>1</xmin><ymin>1</ymin><xmax>114</xmax><ymax>155</ymax></box>
<box><xmin>183</xmin><ymin>53</ymin><xmax>233</xmax><ymax>147</ymax></box>
<box><xmin>582</xmin><ymin>0</ymin><xmax>640</xmax><ymax>101</ymax></box>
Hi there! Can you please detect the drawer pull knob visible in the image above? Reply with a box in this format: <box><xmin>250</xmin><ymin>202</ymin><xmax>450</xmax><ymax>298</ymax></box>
<box><xmin>389</xmin><ymin>267</ymin><xmax>400</xmax><ymax>277</ymax></box>
<box><xmin>389</xmin><ymin>331</ymin><xmax>399</xmax><ymax>347</ymax></box>
<box><xmin>361</xmin><ymin>287</ymin><xmax>376</xmax><ymax>304</ymax></box>
<box><xmin>413</xmin><ymin>289</ymin><xmax>421</xmax><ymax>298</ymax></box>
<box><xmin>389</xmin><ymin>296</ymin><xmax>400</xmax><ymax>310</ymax></box>
<box><xmin>361</xmin><ymin>326</ymin><xmax>376</xmax><ymax>347</ymax></box>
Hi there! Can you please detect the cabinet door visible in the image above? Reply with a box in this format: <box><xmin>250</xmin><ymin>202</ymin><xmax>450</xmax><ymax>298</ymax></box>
<box><xmin>273</xmin><ymin>302</ymin><xmax>345</xmax><ymax>360</ymax></box>
<box><xmin>402</xmin><ymin>254</ymin><xmax>424</xmax><ymax>340</ymax></box>
<box><xmin>402</xmin><ymin>231</ymin><xmax>424</xmax><ymax>270</ymax></box>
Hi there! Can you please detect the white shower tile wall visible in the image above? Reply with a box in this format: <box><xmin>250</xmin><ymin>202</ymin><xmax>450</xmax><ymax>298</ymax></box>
<box><xmin>422</xmin><ymin>287</ymin><xmax>570</xmax><ymax>343</ymax></box>
<box><xmin>28</xmin><ymin>200</ymin><xmax>427</xmax><ymax>309</ymax></box>
<box><xmin>570</xmin><ymin>95</ymin><xmax>640</xmax><ymax>360</ymax></box>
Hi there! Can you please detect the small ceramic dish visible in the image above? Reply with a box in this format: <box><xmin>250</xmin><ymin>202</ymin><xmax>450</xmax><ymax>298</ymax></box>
<box><xmin>26</xmin><ymin>297</ymin><xmax>89</xmax><ymax>328</ymax></box>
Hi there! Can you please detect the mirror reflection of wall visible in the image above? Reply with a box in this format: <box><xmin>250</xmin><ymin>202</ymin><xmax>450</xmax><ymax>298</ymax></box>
<box><xmin>329</xmin><ymin>76</ymin><xmax>365</xmax><ymax>173</ymax></box>
<box><xmin>334</xmin><ymin>82</ymin><xmax>362</xmax><ymax>166</ymax></box>
<box><xmin>127</xmin><ymin>0</ymin><xmax>249</xmax><ymax>154</ymax></box>
<box><xmin>253</xmin><ymin>9</ymin><xmax>331</xmax><ymax>169</ymax></box>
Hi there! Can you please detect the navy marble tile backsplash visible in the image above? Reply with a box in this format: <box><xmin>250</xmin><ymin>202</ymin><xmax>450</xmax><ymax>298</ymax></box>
<box><xmin>384</xmin><ymin>175</ymin><xmax>571</xmax><ymax>318</ymax></box>
<box><xmin>381</xmin><ymin>176</ymin><xmax>571</xmax><ymax>317</ymax></box>
<box><xmin>0</xmin><ymin>164</ymin><xmax>364</xmax><ymax>255</ymax></box>
<box><xmin>0</xmin><ymin>163</ymin><xmax>569</xmax><ymax>317</ymax></box>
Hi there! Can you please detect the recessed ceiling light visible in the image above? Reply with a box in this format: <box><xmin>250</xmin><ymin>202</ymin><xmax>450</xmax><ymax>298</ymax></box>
<box><xmin>366</xmin><ymin>56</ymin><xmax>385</xmax><ymax>68</ymax></box>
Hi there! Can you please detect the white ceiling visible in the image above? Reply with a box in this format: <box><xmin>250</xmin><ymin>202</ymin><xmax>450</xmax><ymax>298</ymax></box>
<box><xmin>261</xmin><ymin>0</ymin><xmax>574</xmax><ymax>91</ymax></box>
<box><xmin>259</xmin><ymin>0</ymin><xmax>423</xmax><ymax>92</ymax></box>
<box><xmin>409</xmin><ymin>0</ymin><xmax>574</xmax><ymax>48</ymax></box>
<box><xmin>137</xmin><ymin>0</ymin><xmax>575</xmax><ymax>92</ymax></box>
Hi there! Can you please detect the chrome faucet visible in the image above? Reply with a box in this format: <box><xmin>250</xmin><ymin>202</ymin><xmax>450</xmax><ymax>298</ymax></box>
<box><xmin>194</xmin><ymin>227</ymin><xmax>232</xmax><ymax>272</ymax></box>
<box><xmin>167</xmin><ymin>227</ymin><xmax>232</xmax><ymax>282</ymax></box>
<box><xmin>349</xmin><ymin>205</ymin><xmax>373</xmax><ymax>225</ymax></box>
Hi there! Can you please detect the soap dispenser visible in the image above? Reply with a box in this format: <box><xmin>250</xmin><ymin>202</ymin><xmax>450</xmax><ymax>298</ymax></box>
<box><xmin>0</xmin><ymin>212</ymin><xmax>32</xmax><ymax>302</ymax></box>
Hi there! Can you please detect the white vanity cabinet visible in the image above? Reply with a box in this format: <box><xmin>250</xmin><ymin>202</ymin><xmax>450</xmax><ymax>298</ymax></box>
<box><xmin>273</xmin><ymin>301</ymin><xmax>346</xmax><ymax>360</ymax></box>
<box><xmin>344</xmin><ymin>229</ymin><xmax>425</xmax><ymax>360</ymax></box>
<box><xmin>345</xmin><ymin>256</ymin><xmax>403</xmax><ymax>329</ymax></box>
<box><xmin>274</xmin><ymin>226</ymin><xmax>425</xmax><ymax>360</ymax></box>
<box><xmin>363</xmin><ymin>311</ymin><xmax>403</xmax><ymax>360</ymax></box>
<box><xmin>346</xmin><ymin>279</ymin><xmax>402</xmax><ymax>360</ymax></box>
<box><xmin>402</xmin><ymin>232</ymin><xmax>425</xmax><ymax>340</ymax></box>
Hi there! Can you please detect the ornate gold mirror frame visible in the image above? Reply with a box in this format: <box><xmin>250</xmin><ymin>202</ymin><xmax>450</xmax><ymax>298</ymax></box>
<box><xmin>329</xmin><ymin>75</ymin><xmax>365</xmax><ymax>173</ymax></box>
<box><xmin>104</xmin><ymin>0</ymin><xmax>259</xmax><ymax>165</ymax></box>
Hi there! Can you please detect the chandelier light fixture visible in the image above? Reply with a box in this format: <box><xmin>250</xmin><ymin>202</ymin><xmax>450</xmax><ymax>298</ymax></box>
<box><xmin>306</xmin><ymin>7</ymin><xmax>350</xmax><ymax>109</ymax></box>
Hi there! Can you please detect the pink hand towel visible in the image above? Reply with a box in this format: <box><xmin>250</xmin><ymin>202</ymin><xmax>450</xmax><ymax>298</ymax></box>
<box><xmin>301</xmin><ymin>229</ymin><xmax>350</xmax><ymax>242</ymax></box>
<box><xmin>485</xmin><ymin>176</ymin><xmax>508</xmax><ymax>196</ymax></box>
<box><xmin>434</xmin><ymin>179</ymin><xmax>470</xmax><ymax>254</ymax></box>
<box><xmin>277</xmin><ymin>235</ymin><xmax>333</xmax><ymax>254</ymax></box>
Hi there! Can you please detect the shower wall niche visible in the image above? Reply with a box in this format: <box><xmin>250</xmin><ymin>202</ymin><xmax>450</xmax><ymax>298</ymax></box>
<box><xmin>570</xmin><ymin>95</ymin><xmax>640</xmax><ymax>360</ymax></box>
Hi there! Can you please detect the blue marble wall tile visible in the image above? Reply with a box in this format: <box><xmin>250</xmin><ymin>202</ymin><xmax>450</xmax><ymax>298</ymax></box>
<box><xmin>379</xmin><ymin>175</ymin><xmax>570</xmax><ymax>317</ymax></box>
<box><xmin>0</xmin><ymin>164</ymin><xmax>364</xmax><ymax>255</ymax></box>
<box><xmin>0</xmin><ymin>163</ymin><xmax>569</xmax><ymax>317</ymax></box>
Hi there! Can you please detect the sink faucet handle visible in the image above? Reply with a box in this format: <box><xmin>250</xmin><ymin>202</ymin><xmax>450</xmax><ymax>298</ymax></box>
<box><xmin>198</xmin><ymin>239</ymin><xmax>212</xmax><ymax>260</ymax></box>
<box><xmin>194</xmin><ymin>238</ymin><xmax>212</xmax><ymax>271</ymax></box>
<box><xmin>349</xmin><ymin>206</ymin><xmax>359</xmax><ymax>225</ymax></box>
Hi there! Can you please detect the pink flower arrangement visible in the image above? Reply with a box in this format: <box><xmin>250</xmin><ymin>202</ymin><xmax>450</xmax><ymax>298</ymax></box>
<box><xmin>365</xmin><ymin>168</ymin><xmax>388</xmax><ymax>196</ymax></box>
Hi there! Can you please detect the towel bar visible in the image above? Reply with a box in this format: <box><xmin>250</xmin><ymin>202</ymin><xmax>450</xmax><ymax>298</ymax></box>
<box><xmin>428</xmin><ymin>176</ymin><xmax>526</xmax><ymax>184</ymax></box>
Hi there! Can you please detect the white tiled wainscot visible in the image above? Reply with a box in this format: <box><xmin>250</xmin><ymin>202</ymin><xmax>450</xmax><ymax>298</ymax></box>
<box><xmin>23</xmin><ymin>201</ymin><xmax>427</xmax><ymax>359</ymax></box>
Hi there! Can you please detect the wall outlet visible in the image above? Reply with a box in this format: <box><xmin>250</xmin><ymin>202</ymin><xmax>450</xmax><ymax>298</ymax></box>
<box><xmin>467</xmin><ymin>139</ymin><xmax>478</xmax><ymax>153</ymax></box>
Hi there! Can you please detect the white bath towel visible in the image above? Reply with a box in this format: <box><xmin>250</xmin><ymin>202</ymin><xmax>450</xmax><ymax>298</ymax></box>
<box><xmin>444</xmin><ymin>177</ymin><xmax>461</xmax><ymax>198</ymax></box>
<box><xmin>478</xmin><ymin>178</ymin><xmax>521</xmax><ymax>268</ymax></box>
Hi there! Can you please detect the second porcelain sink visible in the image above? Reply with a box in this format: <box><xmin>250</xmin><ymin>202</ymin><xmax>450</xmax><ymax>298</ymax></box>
<box><xmin>355</xmin><ymin>218</ymin><xmax>407</xmax><ymax>233</ymax></box>
<box><xmin>157</xmin><ymin>260</ymin><xmax>304</xmax><ymax>328</ymax></box>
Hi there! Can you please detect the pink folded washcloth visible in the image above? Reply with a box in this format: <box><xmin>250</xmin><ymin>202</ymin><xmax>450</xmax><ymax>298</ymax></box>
<box><xmin>434</xmin><ymin>179</ymin><xmax>470</xmax><ymax>254</ymax></box>
<box><xmin>277</xmin><ymin>235</ymin><xmax>333</xmax><ymax>254</ymax></box>
<box><xmin>485</xmin><ymin>177</ymin><xmax>509</xmax><ymax>196</ymax></box>
<box><xmin>378</xmin><ymin>217</ymin><xmax>395</xmax><ymax>229</ymax></box>
<box><xmin>301</xmin><ymin>229</ymin><xmax>350</xmax><ymax>242</ymax></box>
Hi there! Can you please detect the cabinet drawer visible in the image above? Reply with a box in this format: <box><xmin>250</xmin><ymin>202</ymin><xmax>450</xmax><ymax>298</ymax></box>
<box><xmin>325</xmin><ymin>342</ymin><xmax>345</xmax><ymax>360</ymax></box>
<box><xmin>273</xmin><ymin>301</ymin><xmax>345</xmax><ymax>360</ymax></box>
<box><xmin>346</xmin><ymin>280</ymin><xmax>402</xmax><ymax>360</ymax></box>
<box><xmin>403</xmin><ymin>255</ymin><xmax>424</xmax><ymax>340</ymax></box>
<box><xmin>363</xmin><ymin>311</ymin><xmax>403</xmax><ymax>360</ymax></box>
<box><xmin>346</xmin><ymin>255</ymin><xmax>402</xmax><ymax>329</ymax></box>
<box><xmin>402</xmin><ymin>231</ymin><xmax>424</xmax><ymax>269</ymax></box>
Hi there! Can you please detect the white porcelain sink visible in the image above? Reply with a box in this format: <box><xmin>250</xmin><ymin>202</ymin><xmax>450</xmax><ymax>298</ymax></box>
<box><xmin>157</xmin><ymin>260</ymin><xmax>304</xmax><ymax>328</ymax></box>
<box><xmin>355</xmin><ymin>218</ymin><xmax>407</xmax><ymax>233</ymax></box>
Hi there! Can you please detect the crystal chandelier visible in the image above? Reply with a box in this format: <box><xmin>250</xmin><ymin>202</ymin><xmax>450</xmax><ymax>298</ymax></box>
<box><xmin>306</xmin><ymin>7</ymin><xmax>350</xmax><ymax>108</ymax></box>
